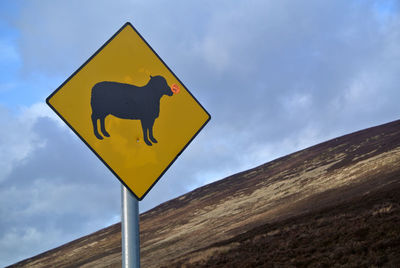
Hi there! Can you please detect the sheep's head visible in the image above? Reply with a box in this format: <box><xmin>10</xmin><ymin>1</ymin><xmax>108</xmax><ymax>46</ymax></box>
<box><xmin>149</xmin><ymin>75</ymin><xmax>174</xmax><ymax>96</ymax></box>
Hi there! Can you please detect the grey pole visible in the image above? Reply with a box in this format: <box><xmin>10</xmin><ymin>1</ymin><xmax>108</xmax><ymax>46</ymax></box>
<box><xmin>121</xmin><ymin>185</ymin><xmax>140</xmax><ymax>268</ymax></box>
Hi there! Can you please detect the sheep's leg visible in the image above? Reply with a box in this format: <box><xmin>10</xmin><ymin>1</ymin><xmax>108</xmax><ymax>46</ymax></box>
<box><xmin>148</xmin><ymin>118</ymin><xmax>157</xmax><ymax>144</ymax></box>
<box><xmin>91</xmin><ymin>113</ymin><xmax>103</xmax><ymax>140</ymax></box>
<box><xmin>140</xmin><ymin>120</ymin><xmax>152</xmax><ymax>146</ymax></box>
<box><xmin>100</xmin><ymin>117</ymin><xmax>110</xmax><ymax>137</ymax></box>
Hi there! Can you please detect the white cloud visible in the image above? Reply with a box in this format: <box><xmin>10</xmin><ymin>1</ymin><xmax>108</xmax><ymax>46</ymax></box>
<box><xmin>200</xmin><ymin>36</ymin><xmax>231</xmax><ymax>72</ymax></box>
<box><xmin>0</xmin><ymin>103</ymin><xmax>121</xmax><ymax>266</ymax></box>
<box><xmin>0</xmin><ymin>106</ymin><xmax>40</xmax><ymax>182</ymax></box>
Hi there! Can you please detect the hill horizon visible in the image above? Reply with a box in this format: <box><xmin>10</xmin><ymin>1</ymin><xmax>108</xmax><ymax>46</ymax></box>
<box><xmin>9</xmin><ymin>119</ymin><xmax>400</xmax><ymax>267</ymax></box>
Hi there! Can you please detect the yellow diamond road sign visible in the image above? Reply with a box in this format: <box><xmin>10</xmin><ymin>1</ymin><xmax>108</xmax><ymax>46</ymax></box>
<box><xmin>46</xmin><ymin>22</ymin><xmax>210</xmax><ymax>200</ymax></box>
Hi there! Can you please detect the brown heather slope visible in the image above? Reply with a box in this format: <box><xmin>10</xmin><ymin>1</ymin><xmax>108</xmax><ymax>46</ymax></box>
<box><xmin>8</xmin><ymin>120</ymin><xmax>400</xmax><ymax>267</ymax></box>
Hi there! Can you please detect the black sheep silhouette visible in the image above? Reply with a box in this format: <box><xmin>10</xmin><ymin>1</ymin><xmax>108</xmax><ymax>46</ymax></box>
<box><xmin>91</xmin><ymin>75</ymin><xmax>173</xmax><ymax>146</ymax></box>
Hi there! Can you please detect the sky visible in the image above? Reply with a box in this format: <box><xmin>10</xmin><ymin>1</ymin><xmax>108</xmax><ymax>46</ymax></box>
<box><xmin>1</xmin><ymin>0</ymin><xmax>400</xmax><ymax>266</ymax></box>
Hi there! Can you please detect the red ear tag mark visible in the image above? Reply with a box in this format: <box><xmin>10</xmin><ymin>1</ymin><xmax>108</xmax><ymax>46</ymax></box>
<box><xmin>171</xmin><ymin>84</ymin><xmax>180</xmax><ymax>94</ymax></box>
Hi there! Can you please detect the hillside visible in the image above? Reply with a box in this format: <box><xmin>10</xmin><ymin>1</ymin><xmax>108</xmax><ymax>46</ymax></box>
<box><xmin>9</xmin><ymin>120</ymin><xmax>400</xmax><ymax>267</ymax></box>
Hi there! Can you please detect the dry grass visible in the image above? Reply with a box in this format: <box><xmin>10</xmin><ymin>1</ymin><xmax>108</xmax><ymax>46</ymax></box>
<box><xmin>8</xmin><ymin>119</ymin><xmax>400</xmax><ymax>268</ymax></box>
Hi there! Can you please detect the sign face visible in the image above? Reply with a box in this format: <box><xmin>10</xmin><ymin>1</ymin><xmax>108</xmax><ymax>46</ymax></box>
<box><xmin>46</xmin><ymin>22</ymin><xmax>210</xmax><ymax>200</ymax></box>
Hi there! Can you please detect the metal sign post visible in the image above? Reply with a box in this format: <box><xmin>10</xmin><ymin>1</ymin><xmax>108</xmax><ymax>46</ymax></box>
<box><xmin>121</xmin><ymin>186</ymin><xmax>140</xmax><ymax>268</ymax></box>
